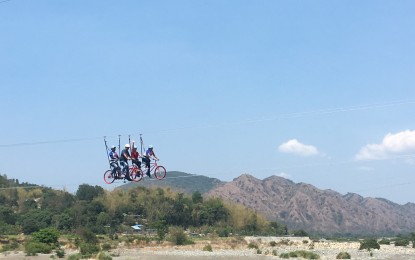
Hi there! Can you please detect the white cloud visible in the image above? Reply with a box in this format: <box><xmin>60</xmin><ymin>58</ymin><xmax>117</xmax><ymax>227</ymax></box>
<box><xmin>278</xmin><ymin>139</ymin><xmax>319</xmax><ymax>156</ymax></box>
<box><xmin>356</xmin><ymin>130</ymin><xmax>415</xmax><ymax>161</ymax></box>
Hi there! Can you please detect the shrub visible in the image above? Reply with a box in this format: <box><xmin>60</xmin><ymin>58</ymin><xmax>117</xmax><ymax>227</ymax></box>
<box><xmin>0</xmin><ymin>241</ymin><xmax>19</xmax><ymax>252</ymax></box>
<box><xmin>217</xmin><ymin>226</ymin><xmax>231</xmax><ymax>237</ymax></box>
<box><xmin>202</xmin><ymin>244</ymin><xmax>212</xmax><ymax>252</ymax></box>
<box><xmin>280</xmin><ymin>253</ymin><xmax>290</xmax><ymax>258</ymax></box>
<box><xmin>67</xmin><ymin>253</ymin><xmax>81</xmax><ymax>260</ymax></box>
<box><xmin>97</xmin><ymin>252</ymin><xmax>113</xmax><ymax>260</ymax></box>
<box><xmin>378</xmin><ymin>239</ymin><xmax>390</xmax><ymax>245</ymax></box>
<box><xmin>256</xmin><ymin>249</ymin><xmax>262</xmax><ymax>254</ymax></box>
<box><xmin>287</xmin><ymin>250</ymin><xmax>320</xmax><ymax>259</ymax></box>
<box><xmin>336</xmin><ymin>252</ymin><xmax>351</xmax><ymax>259</ymax></box>
<box><xmin>55</xmin><ymin>249</ymin><xmax>65</xmax><ymax>258</ymax></box>
<box><xmin>394</xmin><ymin>239</ymin><xmax>409</xmax><ymax>247</ymax></box>
<box><xmin>168</xmin><ymin>227</ymin><xmax>194</xmax><ymax>245</ymax></box>
<box><xmin>293</xmin><ymin>229</ymin><xmax>309</xmax><ymax>237</ymax></box>
<box><xmin>277</xmin><ymin>239</ymin><xmax>291</xmax><ymax>245</ymax></box>
<box><xmin>79</xmin><ymin>242</ymin><xmax>100</xmax><ymax>257</ymax></box>
<box><xmin>101</xmin><ymin>243</ymin><xmax>111</xmax><ymax>251</ymax></box>
<box><xmin>247</xmin><ymin>242</ymin><xmax>258</xmax><ymax>249</ymax></box>
<box><xmin>31</xmin><ymin>228</ymin><xmax>60</xmax><ymax>245</ymax></box>
<box><xmin>272</xmin><ymin>249</ymin><xmax>278</xmax><ymax>256</ymax></box>
<box><xmin>359</xmin><ymin>239</ymin><xmax>380</xmax><ymax>251</ymax></box>
<box><xmin>269</xmin><ymin>241</ymin><xmax>277</xmax><ymax>247</ymax></box>
<box><xmin>25</xmin><ymin>241</ymin><xmax>53</xmax><ymax>256</ymax></box>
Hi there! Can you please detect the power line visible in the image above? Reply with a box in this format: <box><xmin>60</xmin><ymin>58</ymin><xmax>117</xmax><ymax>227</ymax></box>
<box><xmin>1</xmin><ymin>99</ymin><xmax>414</xmax><ymax>148</ymax></box>
<box><xmin>0</xmin><ymin>136</ymin><xmax>103</xmax><ymax>148</ymax></box>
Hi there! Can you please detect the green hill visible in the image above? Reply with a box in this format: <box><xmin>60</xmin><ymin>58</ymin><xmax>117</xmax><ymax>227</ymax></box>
<box><xmin>118</xmin><ymin>171</ymin><xmax>224</xmax><ymax>194</ymax></box>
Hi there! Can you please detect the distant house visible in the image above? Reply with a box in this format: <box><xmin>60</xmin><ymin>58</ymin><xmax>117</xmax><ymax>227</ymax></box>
<box><xmin>131</xmin><ymin>224</ymin><xmax>143</xmax><ymax>232</ymax></box>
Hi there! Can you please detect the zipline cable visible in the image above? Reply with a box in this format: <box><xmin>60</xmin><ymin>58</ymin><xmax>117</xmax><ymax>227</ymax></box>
<box><xmin>1</xmin><ymin>99</ymin><xmax>415</xmax><ymax>148</ymax></box>
<box><xmin>103</xmin><ymin>136</ymin><xmax>111</xmax><ymax>168</ymax></box>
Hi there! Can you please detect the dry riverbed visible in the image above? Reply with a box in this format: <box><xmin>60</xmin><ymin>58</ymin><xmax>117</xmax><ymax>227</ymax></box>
<box><xmin>1</xmin><ymin>236</ymin><xmax>415</xmax><ymax>259</ymax></box>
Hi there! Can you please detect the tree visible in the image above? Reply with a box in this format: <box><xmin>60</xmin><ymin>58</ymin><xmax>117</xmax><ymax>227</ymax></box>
<box><xmin>31</xmin><ymin>228</ymin><xmax>60</xmax><ymax>245</ymax></box>
<box><xmin>198</xmin><ymin>198</ymin><xmax>229</xmax><ymax>226</ymax></box>
<box><xmin>41</xmin><ymin>189</ymin><xmax>74</xmax><ymax>212</ymax></box>
<box><xmin>75</xmin><ymin>184</ymin><xmax>104</xmax><ymax>202</ymax></box>
<box><xmin>293</xmin><ymin>229</ymin><xmax>308</xmax><ymax>237</ymax></box>
<box><xmin>19</xmin><ymin>209</ymin><xmax>53</xmax><ymax>234</ymax></box>
<box><xmin>151</xmin><ymin>220</ymin><xmax>168</xmax><ymax>241</ymax></box>
<box><xmin>52</xmin><ymin>213</ymin><xmax>73</xmax><ymax>231</ymax></box>
<box><xmin>0</xmin><ymin>205</ymin><xmax>16</xmax><ymax>225</ymax></box>
<box><xmin>270</xmin><ymin>221</ymin><xmax>288</xmax><ymax>235</ymax></box>
<box><xmin>359</xmin><ymin>238</ymin><xmax>380</xmax><ymax>251</ymax></box>
<box><xmin>192</xmin><ymin>191</ymin><xmax>203</xmax><ymax>204</ymax></box>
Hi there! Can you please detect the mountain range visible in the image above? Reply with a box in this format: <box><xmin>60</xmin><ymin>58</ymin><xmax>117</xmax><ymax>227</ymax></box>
<box><xmin>120</xmin><ymin>171</ymin><xmax>415</xmax><ymax>235</ymax></box>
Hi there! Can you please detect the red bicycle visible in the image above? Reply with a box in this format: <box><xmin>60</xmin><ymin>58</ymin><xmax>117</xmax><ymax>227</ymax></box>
<box><xmin>103</xmin><ymin>165</ymin><xmax>141</xmax><ymax>184</ymax></box>
<box><xmin>129</xmin><ymin>159</ymin><xmax>166</xmax><ymax>181</ymax></box>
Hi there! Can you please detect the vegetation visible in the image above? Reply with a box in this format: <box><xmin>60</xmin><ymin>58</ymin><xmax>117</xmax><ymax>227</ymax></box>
<box><xmin>359</xmin><ymin>238</ymin><xmax>380</xmax><ymax>251</ymax></box>
<box><xmin>280</xmin><ymin>250</ymin><xmax>320</xmax><ymax>259</ymax></box>
<box><xmin>168</xmin><ymin>226</ymin><xmax>194</xmax><ymax>245</ymax></box>
<box><xmin>24</xmin><ymin>241</ymin><xmax>53</xmax><ymax>256</ymax></box>
<box><xmin>378</xmin><ymin>238</ymin><xmax>390</xmax><ymax>245</ymax></box>
<box><xmin>67</xmin><ymin>253</ymin><xmax>81</xmax><ymax>260</ymax></box>
<box><xmin>202</xmin><ymin>244</ymin><xmax>213</xmax><ymax>252</ymax></box>
<box><xmin>394</xmin><ymin>232</ymin><xmax>415</xmax><ymax>248</ymax></box>
<box><xmin>247</xmin><ymin>242</ymin><xmax>259</xmax><ymax>249</ymax></box>
<box><xmin>394</xmin><ymin>238</ymin><xmax>409</xmax><ymax>247</ymax></box>
<box><xmin>0</xmin><ymin>173</ymin><xmax>288</xmax><ymax>241</ymax></box>
<box><xmin>336</xmin><ymin>252</ymin><xmax>351</xmax><ymax>259</ymax></box>
<box><xmin>96</xmin><ymin>251</ymin><xmax>113</xmax><ymax>260</ymax></box>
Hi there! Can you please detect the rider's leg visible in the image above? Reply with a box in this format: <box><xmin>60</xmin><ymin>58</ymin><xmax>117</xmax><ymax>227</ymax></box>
<box><xmin>121</xmin><ymin>161</ymin><xmax>132</xmax><ymax>181</ymax></box>
<box><xmin>133</xmin><ymin>159</ymin><xmax>141</xmax><ymax>168</ymax></box>
<box><xmin>110</xmin><ymin>162</ymin><xmax>118</xmax><ymax>177</ymax></box>
<box><xmin>142</xmin><ymin>157</ymin><xmax>151</xmax><ymax>177</ymax></box>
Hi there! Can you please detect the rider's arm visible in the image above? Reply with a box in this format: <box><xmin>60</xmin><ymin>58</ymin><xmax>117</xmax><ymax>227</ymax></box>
<box><xmin>123</xmin><ymin>151</ymin><xmax>131</xmax><ymax>160</ymax></box>
<box><xmin>152</xmin><ymin>151</ymin><xmax>159</xmax><ymax>160</ymax></box>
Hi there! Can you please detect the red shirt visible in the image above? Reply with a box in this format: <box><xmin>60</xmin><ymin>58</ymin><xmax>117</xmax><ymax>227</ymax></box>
<box><xmin>131</xmin><ymin>150</ymin><xmax>139</xmax><ymax>159</ymax></box>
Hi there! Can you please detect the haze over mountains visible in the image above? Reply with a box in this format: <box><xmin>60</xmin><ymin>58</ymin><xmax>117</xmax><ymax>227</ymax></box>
<box><xmin>120</xmin><ymin>171</ymin><xmax>415</xmax><ymax>235</ymax></box>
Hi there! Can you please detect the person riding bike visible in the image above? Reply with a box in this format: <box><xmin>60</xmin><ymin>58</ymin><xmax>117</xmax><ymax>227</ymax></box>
<box><xmin>108</xmin><ymin>145</ymin><xmax>121</xmax><ymax>178</ymax></box>
<box><xmin>142</xmin><ymin>145</ymin><xmax>159</xmax><ymax>178</ymax></box>
<box><xmin>131</xmin><ymin>141</ymin><xmax>141</xmax><ymax>169</ymax></box>
<box><xmin>120</xmin><ymin>144</ymin><xmax>132</xmax><ymax>181</ymax></box>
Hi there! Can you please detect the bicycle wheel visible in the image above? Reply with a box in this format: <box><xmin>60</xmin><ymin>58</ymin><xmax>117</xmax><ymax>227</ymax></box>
<box><xmin>154</xmin><ymin>166</ymin><xmax>166</xmax><ymax>180</ymax></box>
<box><xmin>104</xmin><ymin>170</ymin><xmax>115</xmax><ymax>184</ymax></box>
<box><xmin>129</xmin><ymin>165</ymin><xmax>143</xmax><ymax>182</ymax></box>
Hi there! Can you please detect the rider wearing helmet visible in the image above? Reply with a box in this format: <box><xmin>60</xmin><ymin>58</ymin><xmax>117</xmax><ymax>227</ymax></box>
<box><xmin>108</xmin><ymin>145</ymin><xmax>121</xmax><ymax>178</ymax></box>
<box><xmin>120</xmin><ymin>144</ymin><xmax>132</xmax><ymax>181</ymax></box>
<box><xmin>142</xmin><ymin>145</ymin><xmax>159</xmax><ymax>178</ymax></box>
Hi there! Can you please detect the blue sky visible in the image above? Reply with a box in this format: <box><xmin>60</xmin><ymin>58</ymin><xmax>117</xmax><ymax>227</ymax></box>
<box><xmin>1</xmin><ymin>0</ymin><xmax>415</xmax><ymax>204</ymax></box>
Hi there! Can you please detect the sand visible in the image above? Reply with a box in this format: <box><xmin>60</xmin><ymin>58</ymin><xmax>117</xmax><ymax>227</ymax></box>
<box><xmin>1</xmin><ymin>236</ymin><xmax>415</xmax><ymax>259</ymax></box>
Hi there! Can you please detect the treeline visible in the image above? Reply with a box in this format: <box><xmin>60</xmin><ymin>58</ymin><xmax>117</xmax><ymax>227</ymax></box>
<box><xmin>0</xmin><ymin>174</ymin><xmax>287</xmax><ymax>237</ymax></box>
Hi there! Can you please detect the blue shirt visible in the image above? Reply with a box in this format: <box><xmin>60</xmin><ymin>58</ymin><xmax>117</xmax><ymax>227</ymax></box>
<box><xmin>109</xmin><ymin>150</ymin><xmax>118</xmax><ymax>161</ymax></box>
<box><xmin>146</xmin><ymin>148</ymin><xmax>155</xmax><ymax>157</ymax></box>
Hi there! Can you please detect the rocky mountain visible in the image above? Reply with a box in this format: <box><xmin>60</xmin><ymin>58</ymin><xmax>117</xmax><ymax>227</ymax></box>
<box><xmin>206</xmin><ymin>174</ymin><xmax>415</xmax><ymax>236</ymax></box>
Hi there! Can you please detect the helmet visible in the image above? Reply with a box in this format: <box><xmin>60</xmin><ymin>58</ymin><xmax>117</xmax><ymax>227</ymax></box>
<box><xmin>132</xmin><ymin>146</ymin><xmax>137</xmax><ymax>149</ymax></box>
<box><xmin>125</xmin><ymin>144</ymin><xmax>130</xmax><ymax>148</ymax></box>
<box><xmin>111</xmin><ymin>145</ymin><xmax>116</xmax><ymax>150</ymax></box>
<box><xmin>148</xmin><ymin>145</ymin><xmax>153</xmax><ymax>149</ymax></box>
